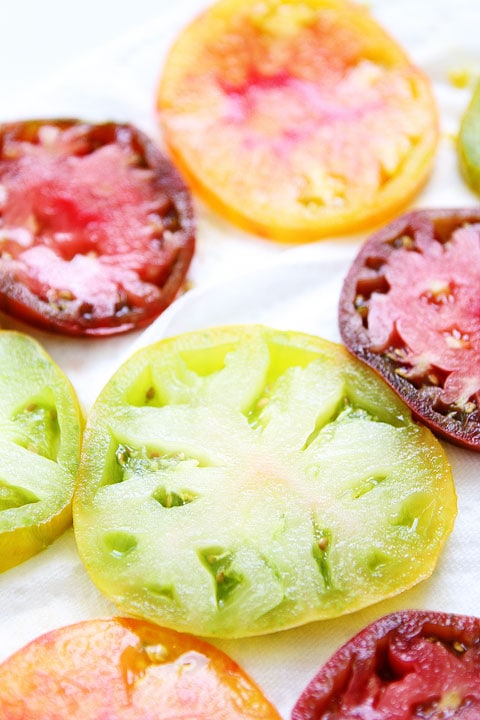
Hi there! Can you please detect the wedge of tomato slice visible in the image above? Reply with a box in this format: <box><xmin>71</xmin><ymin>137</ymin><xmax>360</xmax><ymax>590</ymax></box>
<box><xmin>292</xmin><ymin>609</ymin><xmax>480</xmax><ymax>719</ymax></box>
<box><xmin>0</xmin><ymin>330</ymin><xmax>82</xmax><ymax>571</ymax></box>
<box><xmin>0</xmin><ymin>119</ymin><xmax>195</xmax><ymax>336</ymax></box>
<box><xmin>73</xmin><ymin>325</ymin><xmax>455</xmax><ymax>639</ymax></box>
<box><xmin>0</xmin><ymin>616</ymin><xmax>281</xmax><ymax>718</ymax></box>
<box><xmin>339</xmin><ymin>208</ymin><xmax>480</xmax><ymax>450</ymax></box>
<box><xmin>157</xmin><ymin>0</ymin><xmax>438</xmax><ymax>242</ymax></box>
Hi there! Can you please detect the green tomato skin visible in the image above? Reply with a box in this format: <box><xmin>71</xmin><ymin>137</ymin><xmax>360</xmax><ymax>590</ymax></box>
<box><xmin>0</xmin><ymin>331</ymin><xmax>83</xmax><ymax>571</ymax></box>
<box><xmin>73</xmin><ymin>325</ymin><xmax>456</xmax><ymax>638</ymax></box>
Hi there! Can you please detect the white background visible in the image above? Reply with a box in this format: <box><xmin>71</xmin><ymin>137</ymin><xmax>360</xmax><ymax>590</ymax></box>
<box><xmin>1</xmin><ymin>1</ymin><xmax>171</xmax><ymax>100</ymax></box>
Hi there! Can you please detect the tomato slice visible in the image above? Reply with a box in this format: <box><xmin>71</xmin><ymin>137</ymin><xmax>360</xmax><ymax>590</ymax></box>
<box><xmin>0</xmin><ymin>616</ymin><xmax>281</xmax><ymax>718</ymax></box>
<box><xmin>458</xmin><ymin>81</ymin><xmax>480</xmax><ymax>195</ymax></box>
<box><xmin>0</xmin><ymin>330</ymin><xmax>82</xmax><ymax>571</ymax></box>
<box><xmin>0</xmin><ymin>119</ymin><xmax>195</xmax><ymax>336</ymax></box>
<box><xmin>339</xmin><ymin>208</ymin><xmax>480</xmax><ymax>450</ymax></box>
<box><xmin>157</xmin><ymin>0</ymin><xmax>438</xmax><ymax>242</ymax></box>
<box><xmin>292</xmin><ymin>609</ymin><xmax>480</xmax><ymax>719</ymax></box>
<box><xmin>73</xmin><ymin>325</ymin><xmax>455</xmax><ymax>639</ymax></box>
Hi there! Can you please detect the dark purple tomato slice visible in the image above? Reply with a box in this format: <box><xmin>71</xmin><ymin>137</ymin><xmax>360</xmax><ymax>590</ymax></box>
<box><xmin>292</xmin><ymin>609</ymin><xmax>480</xmax><ymax>719</ymax></box>
<box><xmin>0</xmin><ymin>119</ymin><xmax>195</xmax><ymax>336</ymax></box>
<box><xmin>338</xmin><ymin>208</ymin><xmax>480</xmax><ymax>450</ymax></box>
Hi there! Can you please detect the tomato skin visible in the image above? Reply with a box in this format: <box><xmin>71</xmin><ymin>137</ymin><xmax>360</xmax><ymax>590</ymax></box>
<box><xmin>158</xmin><ymin>0</ymin><xmax>438</xmax><ymax>242</ymax></box>
<box><xmin>0</xmin><ymin>119</ymin><xmax>195</xmax><ymax>336</ymax></box>
<box><xmin>292</xmin><ymin>610</ymin><xmax>480</xmax><ymax>720</ymax></box>
<box><xmin>338</xmin><ymin>207</ymin><xmax>480</xmax><ymax>450</ymax></box>
<box><xmin>0</xmin><ymin>617</ymin><xmax>281</xmax><ymax>719</ymax></box>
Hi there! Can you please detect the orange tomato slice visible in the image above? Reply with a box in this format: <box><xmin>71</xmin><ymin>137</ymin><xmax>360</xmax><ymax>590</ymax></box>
<box><xmin>0</xmin><ymin>617</ymin><xmax>281</xmax><ymax>719</ymax></box>
<box><xmin>157</xmin><ymin>0</ymin><xmax>439</xmax><ymax>242</ymax></box>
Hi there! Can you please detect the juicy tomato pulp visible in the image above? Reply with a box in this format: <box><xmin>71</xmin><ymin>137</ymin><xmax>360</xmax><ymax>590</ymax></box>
<box><xmin>339</xmin><ymin>208</ymin><xmax>480</xmax><ymax>450</ymax></box>
<box><xmin>0</xmin><ymin>119</ymin><xmax>195</xmax><ymax>336</ymax></box>
<box><xmin>73</xmin><ymin>325</ymin><xmax>455</xmax><ymax>639</ymax></box>
<box><xmin>0</xmin><ymin>330</ymin><xmax>82</xmax><ymax>571</ymax></box>
<box><xmin>158</xmin><ymin>0</ymin><xmax>438</xmax><ymax>241</ymax></box>
<box><xmin>292</xmin><ymin>610</ymin><xmax>480</xmax><ymax>719</ymax></box>
<box><xmin>0</xmin><ymin>617</ymin><xmax>281</xmax><ymax>719</ymax></box>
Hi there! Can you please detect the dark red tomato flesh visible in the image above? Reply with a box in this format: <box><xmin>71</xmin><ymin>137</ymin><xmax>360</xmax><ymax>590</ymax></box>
<box><xmin>0</xmin><ymin>119</ymin><xmax>195</xmax><ymax>336</ymax></box>
<box><xmin>292</xmin><ymin>609</ymin><xmax>480</xmax><ymax>719</ymax></box>
<box><xmin>338</xmin><ymin>208</ymin><xmax>480</xmax><ymax>450</ymax></box>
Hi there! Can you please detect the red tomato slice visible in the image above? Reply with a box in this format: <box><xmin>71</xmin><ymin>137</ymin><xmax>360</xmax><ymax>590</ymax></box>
<box><xmin>157</xmin><ymin>0</ymin><xmax>438</xmax><ymax>241</ymax></box>
<box><xmin>0</xmin><ymin>119</ymin><xmax>195</xmax><ymax>336</ymax></box>
<box><xmin>0</xmin><ymin>617</ymin><xmax>281</xmax><ymax>719</ymax></box>
<box><xmin>292</xmin><ymin>609</ymin><xmax>480</xmax><ymax>719</ymax></box>
<box><xmin>338</xmin><ymin>208</ymin><xmax>480</xmax><ymax>450</ymax></box>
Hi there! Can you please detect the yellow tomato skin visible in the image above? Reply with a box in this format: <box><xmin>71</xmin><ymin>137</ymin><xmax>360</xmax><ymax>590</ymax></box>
<box><xmin>0</xmin><ymin>508</ymin><xmax>71</xmax><ymax>573</ymax></box>
<box><xmin>157</xmin><ymin>0</ymin><xmax>439</xmax><ymax>242</ymax></box>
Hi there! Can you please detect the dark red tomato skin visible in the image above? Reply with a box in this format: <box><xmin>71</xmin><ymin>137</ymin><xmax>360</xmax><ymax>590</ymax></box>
<box><xmin>292</xmin><ymin>609</ymin><xmax>480</xmax><ymax>720</ymax></box>
<box><xmin>338</xmin><ymin>208</ymin><xmax>480</xmax><ymax>450</ymax></box>
<box><xmin>0</xmin><ymin>119</ymin><xmax>195</xmax><ymax>336</ymax></box>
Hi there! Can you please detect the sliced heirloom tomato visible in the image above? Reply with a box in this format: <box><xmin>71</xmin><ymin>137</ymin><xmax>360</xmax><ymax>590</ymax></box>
<box><xmin>458</xmin><ymin>81</ymin><xmax>480</xmax><ymax>195</ymax></box>
<box><xmin>0</xmin><ymin>616</ymin><xmax>281</xmax><ymax>719</ymax></box>
<box><xmin>292</xmin><ymin>609</ymin><xmax>480</xmax><ymax>719</ymax></box>
<box><xmin>0</xmin><ymin>119</ymin><xmax>195</xmax><ymax>336</ymax></box>
<box><xmin>339</xmin><ymin>208</ymin><xmax>480</xmax><ymax>450</ymax></box>
<box><xmin>157</xmin><ymin>0</ymin><xmax>438</xmax><ymax>242</ymax></box>
<box><xmin>0</xmin><ymin>330</ymin><xmax>82</xmax><ymax>571</ymax></box>
<box><xmin>73</xmin><ymin>325</ymin><xmax>455</xmax><ymax>639</ymax></box>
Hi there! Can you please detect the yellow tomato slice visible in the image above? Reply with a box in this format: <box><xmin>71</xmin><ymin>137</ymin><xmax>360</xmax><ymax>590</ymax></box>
<box><xmin>157</xmin><ymin>0</ymin><xmax>439</xmax><ymax>242</ymax></box>
<box><xmin>0</xmin><ymin>617</ymin><xmax>281</xmax><ymax>719</ymax></box>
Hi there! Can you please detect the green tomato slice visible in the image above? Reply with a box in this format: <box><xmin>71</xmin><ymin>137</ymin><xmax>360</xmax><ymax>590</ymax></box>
<box><xmin>0</xmin><ymin>331</ymin><xmax>83</xmax><ymax>571</ymax></box>
<box><xmin>458</xmin><ymin>80</ymin><xmax>480</xmax><ymax>193</ymax></box>
<box><xmin>73</xmin><ymin>325</ymin><xmax>456</xmax><ymax>638</ymax></box>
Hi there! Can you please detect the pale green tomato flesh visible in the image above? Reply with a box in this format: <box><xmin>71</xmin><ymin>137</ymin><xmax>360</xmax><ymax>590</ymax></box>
<box><xmin>0</xmin><ymin>331</ymin><xmax>83</xmax><ymax>571</ymax></box>
<box><xmin>458</xmin><ymin>80</ymin><xmax>480</xmax><ymax>193</ymax></box>
<box><xmin>73</xmin><ymin>326</ymin><xmax>456</xmax><ymax>638</ymax></box>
